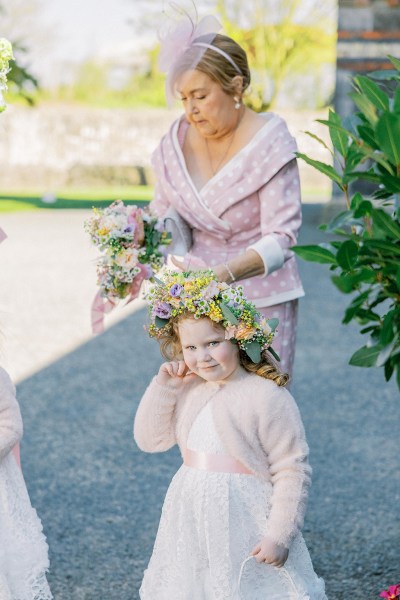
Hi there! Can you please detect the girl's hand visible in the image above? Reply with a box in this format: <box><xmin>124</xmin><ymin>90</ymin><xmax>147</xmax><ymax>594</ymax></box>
<box><xmin>156</xmin><ymin>360</ymin><xmax>196</xmax><ymax>387</ymax></box>
<box><xmin>250</xmin><ymin>536</ymin><xmax>289</xmax><ymax>568</ymax></box>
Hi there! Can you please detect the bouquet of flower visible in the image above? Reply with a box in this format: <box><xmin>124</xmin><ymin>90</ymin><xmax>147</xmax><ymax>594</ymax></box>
<box><xmin>0</xmin><ymin>38</ymin><xmax>14</xmax><ymax>113</ymax></box>
<box><xmin>85</xmin><ymin>200</ymin><xmax>171</xmax><ymax>332</ymax></box>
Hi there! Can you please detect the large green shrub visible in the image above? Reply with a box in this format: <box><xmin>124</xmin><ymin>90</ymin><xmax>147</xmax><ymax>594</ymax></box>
<box><xmin>293</xmin><ymin>56</ymin><xmax>400</xmax><ymax>391</ymax></box>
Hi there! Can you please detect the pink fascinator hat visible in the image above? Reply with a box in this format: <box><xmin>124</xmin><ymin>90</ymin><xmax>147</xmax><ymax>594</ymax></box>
<box><xmin>157</xmin><ymin>6</ymin><xmax>241</xmax><ymax>106</ymax></box>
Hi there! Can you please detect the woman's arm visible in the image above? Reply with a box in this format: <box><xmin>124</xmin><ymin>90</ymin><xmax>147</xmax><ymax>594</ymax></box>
<box><xmin>0</xmin><ymin>369</ymin><xmax>23</xmax><ymax>461</ymax></box>
<box><xmin>213</xmin><ymin>159</ymin><xmax>302</xmax><ymax>283</ymax></box>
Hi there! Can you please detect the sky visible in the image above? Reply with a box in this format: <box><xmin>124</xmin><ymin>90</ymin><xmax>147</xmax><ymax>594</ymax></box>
<box><xmin>3</xmin><ymin>0</ymin><xmax>336</xmax><ymax>87</ymax></box>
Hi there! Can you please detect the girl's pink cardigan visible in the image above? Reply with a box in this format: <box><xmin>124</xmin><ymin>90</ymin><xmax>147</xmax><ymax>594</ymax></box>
<box><xmin>0</xmin><ymin>367</ymin><xmax>23</xmax><ymax>461</ymax></box>
<box><xmin>134</xmin><ymin>371</ymin><xmax>312</xmax><ymax>549</ymax></box>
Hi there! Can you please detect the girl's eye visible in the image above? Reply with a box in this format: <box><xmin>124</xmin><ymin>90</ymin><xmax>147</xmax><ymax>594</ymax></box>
<box><xmin>186</xmin><ymin>345</ymin><xmax>196</xmax><ymax>350</ymax></box>
<box><xmin>195</xmin><ymin>96</ymin><xmax>206</xmax><ymax>100</ymax></box>
<box><xmin>209</xmin><ymin>341</ymin><xmax>219</xmax><ymax>347</ymax></box>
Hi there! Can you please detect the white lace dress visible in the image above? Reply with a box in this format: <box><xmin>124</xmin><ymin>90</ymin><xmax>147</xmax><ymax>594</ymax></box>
<box><xmin>139</xmin><ymin>401</ymin><xmax>327</xmax><ymax>600</ymax></box>
<box><xmin>0</xmin><ymin>451</ymin><xmax>52</xmax><ymax>600</ymax></box>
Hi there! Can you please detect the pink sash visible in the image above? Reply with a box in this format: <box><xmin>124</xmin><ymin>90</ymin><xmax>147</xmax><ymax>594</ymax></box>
<box><xmin>183</xmin><ymin>447</ymin><xmax>252</xmax><ymax>475</ymax></box>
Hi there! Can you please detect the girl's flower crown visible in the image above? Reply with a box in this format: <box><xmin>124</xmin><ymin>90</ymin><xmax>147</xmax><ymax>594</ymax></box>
<box><xmin>146</xmin><ymin>269</ymin><xmax>280</xmax><ymax>363</ymax></box>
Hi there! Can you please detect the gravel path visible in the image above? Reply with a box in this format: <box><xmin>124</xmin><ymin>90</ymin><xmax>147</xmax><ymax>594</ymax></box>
<box><xmin>0</xmin><ymin>207</ymin><xmax>398</xmax><ymax>600</ymax></box>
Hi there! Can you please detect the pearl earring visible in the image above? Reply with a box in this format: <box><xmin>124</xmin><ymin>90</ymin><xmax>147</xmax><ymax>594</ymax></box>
<box><xmin>234</xmin><ymin>97</ymin><xmax>241</xmax><ymax>110</ymax></box>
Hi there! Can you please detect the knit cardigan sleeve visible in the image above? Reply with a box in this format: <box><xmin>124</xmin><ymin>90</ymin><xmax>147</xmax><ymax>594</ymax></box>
<box><xmin>133</xmin><ymin>377</ymin><xmax>179</xmax><ymax>453</ymax></box>
<box><xmin>0</xmin><ymin>368</ymin><xmax>23</xmax><ymax>460</ymax></box>
<box><xmin>258</xmin><ymin>386</ymin><xmax>312</xmax><ymax>548</ymax></box>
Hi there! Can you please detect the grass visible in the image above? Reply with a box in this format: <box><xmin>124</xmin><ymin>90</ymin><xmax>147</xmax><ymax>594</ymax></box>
<box><xmin>0</xmin><ymin>187</ymin><xmax>153</xmax><ymax>213</ymax></box>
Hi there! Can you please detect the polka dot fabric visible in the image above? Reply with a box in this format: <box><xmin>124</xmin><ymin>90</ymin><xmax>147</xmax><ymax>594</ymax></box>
<box><xmin>150</xmin><ymin>113</ymin><xmax>305</xmax><ymax>372</ymax></box>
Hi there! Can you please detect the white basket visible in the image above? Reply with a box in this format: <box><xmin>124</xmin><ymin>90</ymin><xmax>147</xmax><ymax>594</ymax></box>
<box><xmin>237</xmin><ymin>556</ymin><xmax>305</xmax><ymax>600</ymax></box>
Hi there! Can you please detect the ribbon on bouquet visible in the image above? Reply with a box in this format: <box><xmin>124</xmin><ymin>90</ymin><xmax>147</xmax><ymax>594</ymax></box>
<box><xmin>91</xmin><ymin>262</ymin><xmax>153</xmax><ymax>334</ymax></box>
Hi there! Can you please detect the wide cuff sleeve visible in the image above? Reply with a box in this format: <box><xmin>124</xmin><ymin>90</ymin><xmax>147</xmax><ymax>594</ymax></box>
<box><xmin>260</xmin><ymin>388</ymin><xmax>312</xmax><ymax>548</ymax></box>
<box><xmin>0</xmin><ymin>369</ymin><xmax>23</xmax><ymax>460</ymax></box>
<box><xmin>247</xmin><ymin>235</ymin><xmax>285</xmax><ymax>278</ymax></box>
<box><xmin>133</xmin><ymin>377</ymin><xmax>179</xmax><ymax>453</ymax></box>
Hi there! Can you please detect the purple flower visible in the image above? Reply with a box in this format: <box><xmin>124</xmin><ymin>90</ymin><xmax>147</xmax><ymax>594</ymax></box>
<box><xmin>169</xmin><ymin>283</ymin><xmax>183</xmax><ymax>297</ymax></box>
<box><xmin>123</xmin><ymin>225</ymin><xmax>134</xmax><ymax>233</ymax></box>
<box><xmin>153</xmin><ymin>302</ymin><xmax>172</xmax><ymax>319</ymax></box>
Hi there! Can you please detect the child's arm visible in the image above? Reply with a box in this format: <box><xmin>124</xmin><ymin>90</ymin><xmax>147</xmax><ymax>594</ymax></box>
<box><xmin>134</xmin><ymin>361</ymin><xmax>196</xmax><ymax>453</ymax></box>
<box><xmin>0</xmin><ymin>368</ymin><xmax>23</xmax><ymax>460</ymax></box>
<box><xmin>257</xmin><ymin>387</ymin><xmax>312</xmax><ymax>552</ymax></box>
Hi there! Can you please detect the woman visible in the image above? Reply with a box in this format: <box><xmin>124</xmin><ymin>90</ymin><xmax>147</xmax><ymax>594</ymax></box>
<box><xmin>151</xmin><ymin>15</ymin><xmax>304</xmax><ymax>375</ymax></box>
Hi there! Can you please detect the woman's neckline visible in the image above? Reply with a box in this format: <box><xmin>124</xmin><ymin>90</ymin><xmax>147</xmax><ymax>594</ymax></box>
<box><xmin>176</xmin><ymin>111</ymin><xmax>280</xmax><ymax>194</ymax></box>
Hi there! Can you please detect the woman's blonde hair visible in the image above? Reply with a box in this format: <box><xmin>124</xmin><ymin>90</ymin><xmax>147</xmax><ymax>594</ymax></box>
<box><xmin>157</xmin><ymin>314</ymin><xmax>289</xmax><ymax>387</ymax></box>
<box><xmin>173</xmin><ymin>33</ymin><xmax>251</xmax><ymax>98</ymax></box>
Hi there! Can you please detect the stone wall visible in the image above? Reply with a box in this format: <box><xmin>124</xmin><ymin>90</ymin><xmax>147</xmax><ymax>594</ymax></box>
<box><xmin>0</xmin><ymin>104</ymin><xmax>332</xmax><ymax>200</ymax></box>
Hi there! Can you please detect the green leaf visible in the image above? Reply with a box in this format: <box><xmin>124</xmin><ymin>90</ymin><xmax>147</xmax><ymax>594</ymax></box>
<box><xmin>357</xmin><ymin>124</ymin><xmax>379</xmax><ymax>149</ymax></box>
<box><xmin>397</xmin><ymin>266</ymin><xmax>400</xmax><ymax>292</ymax></box>
<box><xmin>362</xmin><ymin>239</ymin><xmax>400</xmax><ymax>256</ymax></box>
<box><xmin>303</xmin><ymin>130</ymin><xmax>333</xmax><ymax>154</ymax></box>
<box><xmin>349</xmin><ymin>91</ymin><xmax>378</xmax><ymax>126</ymax></box>
<box><xmin>350</xmin><ymin>192</ymin><xmax>364</xmax><ymax>211</ymax></box>
<box><xmin>328</xmin><ymin>109</ymin><xmax>349</xmax><ymax>157</ymax></box>
<box><xmin>388</xmin><ymin>54</ymin><xmax>400</xmax><ymax>71</ymax></box>
<box><xmin>154</xmin><ymin>316</ymin><xmax>168</xmax><ymax>329</ymax></box>
<box><xmin>219</xmin><ymin>302</ymin><xmax>239</xmax><ymax>325</ymax></box>
<box><xmin>354</xmin><ymin>200</ymin><xmax>372</xmax><ymax>218</ymax></box>
<box><xmin>384</xmin><ymin>360</ymin><xmax>394</xmax><ymax>382</ymax></box>
<box><xmin>376</xmin><ymin>339</ymin><xmax>398</xmax><ymax>368</ymax></box>
<box><xmin>354</xmin><ymin>75</ymin><xmax>389</xmax><ymax>112</ymax></box>
<box><xmin>292</xmin><ymin>245</ymin><xmax>337</xmax><ymax>264</ymax></box>
<box><xmin>295</xmin><ymin>153</ymin><xmax>344</xmax><ymax>186</ymax></box>
<box><xmin>325</xmin><ymin>210</ymin><xmax>354</xmax><ymax>233</ymax></box>
<box><xmin>371</xmin><ymin>208</ymin><xmax>400</xmax><ymax>240</ymax></box>
<box><xmin>336</xmin><ymin>240</ymin><xmax>358</xmax><ymax>270</ymax></box>
<box><xmin>266</xmin><ymin>318</ymin><xmax>279</xmax><ymax>332</ymax></box>
<box><xmin>245</xmin><ymin>340</ymin><xmax>262</xmax><ymax>363</ymax></box>
<box><xmin>394</xmin><ymin>87</ymin><xmax>400</xmax><ymax>114</ymax></box>
<box><xmin>268</xmin><ymin>346</ymin><xmax>281</xmax><ymax>363</ymax></box>
<box><xmin>349</xmin><ymin>344</ymin><xmax>383</xmax><ymax>367</ymax></box>
<box><xmin>332</xmin><ymin>274</ymin><xmax>356</xmax><ymax>293</ymax></box>
<box><xmin>380</xmin><ymin>310</ymin><xmax>395</xmax><ymax>346</ymax></box>
<box><xmin>375</xmin><ymin>113</ymin><xmax>400</xmax><ymax>166</ymax></box>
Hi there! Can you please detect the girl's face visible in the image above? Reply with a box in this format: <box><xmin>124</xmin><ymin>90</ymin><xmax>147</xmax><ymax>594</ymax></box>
<box><xmin>176</xmin><ymin>69</ymin><xmax>237</xmax><ymax>139</ymax></box>
<box><xmin>178</xmin><ymin>317</ymin><xmax>240</xmax><ymax>382</ymax></box>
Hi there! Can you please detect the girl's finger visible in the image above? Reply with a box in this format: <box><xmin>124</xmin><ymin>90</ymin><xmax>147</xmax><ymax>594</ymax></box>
<box><xmin>250</xmin><ymin>545</ymin><xmax>260</xmax><ymax>556</ymax></box>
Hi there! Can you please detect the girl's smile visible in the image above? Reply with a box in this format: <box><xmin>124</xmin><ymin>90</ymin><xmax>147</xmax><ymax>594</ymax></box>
<box><xmin>178</xmin><ymin>317</ymin><xmax>240</xmax><ymax>382</ymax></box>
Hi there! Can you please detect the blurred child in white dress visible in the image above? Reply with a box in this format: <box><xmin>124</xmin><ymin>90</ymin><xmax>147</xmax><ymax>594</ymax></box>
<box><xmin>0</xmin><ymin>366</ymin><xmax>52</xmax><ymax>599</ymax></box>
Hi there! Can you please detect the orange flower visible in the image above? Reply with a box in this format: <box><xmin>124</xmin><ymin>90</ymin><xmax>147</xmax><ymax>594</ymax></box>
<box><xmin>234</xmin><ymin>323</ymin><xmax>256</xmax><ymax>341</ymax></box>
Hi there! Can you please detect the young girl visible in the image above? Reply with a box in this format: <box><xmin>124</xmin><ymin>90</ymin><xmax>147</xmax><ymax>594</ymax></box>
<box><xmin>0</xmin><ymin>366</ymin><xmax>52</xmax><ymax>600</ymax></box>
<box><xmin>134</xmin><ymin>270</ymin><xmax>326</xmax><ymax>599</ymax></box>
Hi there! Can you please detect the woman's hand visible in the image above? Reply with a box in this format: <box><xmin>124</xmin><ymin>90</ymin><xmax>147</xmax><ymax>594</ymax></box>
<box><xmin>170</xmin><ymin>255</ymin><xmax>231</xmax><ymax>283</ymax></box>
<box><xmin>156</xmin><ymin>360</ymin><xmax>196</xmax><ymax>387</ymax></box>
<box><xmin>250</xmin><ymin>536</ymin><xmax>289</xmax><ymax>568</ymax></box>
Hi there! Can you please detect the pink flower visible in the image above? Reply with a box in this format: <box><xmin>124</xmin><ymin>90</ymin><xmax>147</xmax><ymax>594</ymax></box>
<box><xmin>203</xmin><ymin>280</ymin><xmax>220</xmax><ymax>301</ymax></box>
<box><xmin>380</xmin><ymin>584</ymin><xmax>400</xmax><ymax>599</ymax></box>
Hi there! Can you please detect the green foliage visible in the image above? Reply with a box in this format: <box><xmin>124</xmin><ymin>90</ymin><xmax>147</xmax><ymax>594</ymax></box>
<box><xmin>216</xmin><ymin>0</ymin><xmax>336</xmax><ymax>110</ymax></box>
<box><xmin>293</xmin><ymin>58</ymin><xmax>400</xmax><ymax>392</ymax></box>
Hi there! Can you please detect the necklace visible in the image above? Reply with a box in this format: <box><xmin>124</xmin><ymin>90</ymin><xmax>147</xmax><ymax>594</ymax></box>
<box><xmin>205</xmin><ymin>109</ymin><xmax>245</xmax><ymax>176</ymax></box>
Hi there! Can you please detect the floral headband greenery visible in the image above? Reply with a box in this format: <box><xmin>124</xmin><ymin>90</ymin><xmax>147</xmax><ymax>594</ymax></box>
<box><xmin>146</xmin><ymin>269</ymin><xmax>280</xmax><ymax>363</ymax></box>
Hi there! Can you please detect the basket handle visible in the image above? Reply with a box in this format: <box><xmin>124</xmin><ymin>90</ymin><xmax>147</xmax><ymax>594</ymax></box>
<box><xmin>237</xmin><ymin>555</ymin><xmax>300</xmax><ymax>599</ymax></box>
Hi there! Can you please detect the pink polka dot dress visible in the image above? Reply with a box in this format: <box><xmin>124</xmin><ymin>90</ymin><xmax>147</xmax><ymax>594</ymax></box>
<box><xmin>151</xmin><ymin>113</ymin><xmax>305</xmax><ymax>374</ymax></box>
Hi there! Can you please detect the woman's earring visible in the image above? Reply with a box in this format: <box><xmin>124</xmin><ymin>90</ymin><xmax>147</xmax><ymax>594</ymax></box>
<box><xmin>234</xmin><ymin>97</ymin><xmax>241</xmax><ymax>110</ymax></box>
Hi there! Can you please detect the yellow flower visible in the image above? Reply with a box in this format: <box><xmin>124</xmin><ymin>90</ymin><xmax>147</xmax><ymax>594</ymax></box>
<box><xmin>234</xmin><ymin>323</ymin><xmax>256</xmax><ymax>341</ymax></box>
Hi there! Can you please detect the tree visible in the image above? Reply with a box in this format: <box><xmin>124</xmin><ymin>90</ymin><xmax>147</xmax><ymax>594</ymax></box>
<box><xmin>216</xmin><ymin>0</ymin><xmax>336</xmax><ymax>109</ymax></box>
<box><xmin>292</xmin><ymin>58</ymin><xmax>400</xmax><ymax>392</ymax></box>
<box><xmin>0</xmin><ymin>0</ymin><xmax>44</xmax><ymax>102</ymax></box>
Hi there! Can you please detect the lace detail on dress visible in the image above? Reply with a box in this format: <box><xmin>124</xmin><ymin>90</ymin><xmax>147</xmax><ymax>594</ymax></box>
<box><xmin>0</xmin><ymin>453</ymin><xmax>52</xmax><ymax>600</ymax></box>
<box><xmin>140</xmin><ymin>402</ymin><xmax>326</xmax><ymax>600</ymax></box>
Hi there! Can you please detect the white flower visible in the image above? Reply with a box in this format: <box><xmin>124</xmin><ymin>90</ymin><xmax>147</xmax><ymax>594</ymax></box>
<box><xmin>114</xmin><ymin>247</ymin><xmax>139</xmax><ymax>269</ymax></box>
